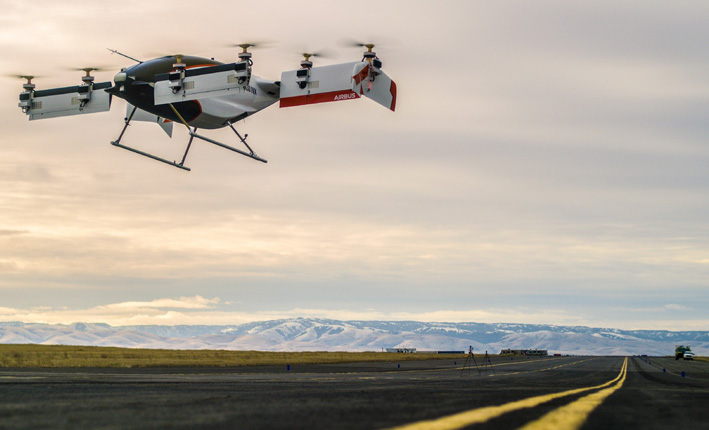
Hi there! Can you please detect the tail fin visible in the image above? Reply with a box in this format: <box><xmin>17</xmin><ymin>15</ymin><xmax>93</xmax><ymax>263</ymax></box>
<box><xmin>352</xmin><ymin>62</ymin><xmax>397</xmax><ymax>112</ymax></box>
<box><xmin>127</xmin><ymin>103</ymin><xmax>173</xmax><ymax>137</ymax></box>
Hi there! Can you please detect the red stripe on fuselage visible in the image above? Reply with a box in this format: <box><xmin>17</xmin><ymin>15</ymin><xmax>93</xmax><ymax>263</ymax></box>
<box><xmin>280</xmin><ymin>90</ymin><xmax>360</xmax><ymax>108</ymax></box>
<box><xmin>184</xmin><ymin>64</ymin><xmax>218</xmax><ymax>70</ymax></box>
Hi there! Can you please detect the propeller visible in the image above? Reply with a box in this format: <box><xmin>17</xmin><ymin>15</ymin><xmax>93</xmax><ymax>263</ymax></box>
<box><xmin>341</xmin><ymin>40</ymin><xmax>383</xmax><ymax>63</ymax></box>
<box><xmin>227</xmin><ymin>41</ymin><xmax>271</xmax><ymax>51</ymax></box>
<box><xmin>9</xmin><ymin>74</ymin><xmax>39</xmax><ymax>82</ymax></box>
<box><xmin>353</xmin><ymin>42</ymin><xmax>376</xmax><ymax>53</ymax></box>
<box><xmin>67</xmin><ymin>67</ymin><xmax>107</xmax><ymax>83</ymax></box>
<box><xmin>342</xmin><ymin>39</ymin><xmax>380</xmax><ymax>51</ymax></box>
<box><xmin>236</xmin><ymin>43</ymin><xmax>256</xmax><ymax>53</ymax></box>
<box><xmin>227</xmin><ymin>42</ymin><xmax>272</xmax><ymax>64</ymax></box>
<box><xmin>71</xmin><ymin>67</ymin><xmax>104</xmax><ymax>77</ymax></box>
<box><xmin>8</xmin><ymin>74</ymin><xmax>40</xmax><ymax>90</ymax></box>
<box><xmin>299</xmin><ymin>49</ymin><xmax>333</xmax><ymax>62</ymax></box>
<box><xmin>296</xmin><ymin>50</ymin><xmax>332</xmax><ymax>69</ymax></box>
<box><xmin>71</xmin><ymin>67</ymin><xmax>104</xmax><ymax>73</ymax></box>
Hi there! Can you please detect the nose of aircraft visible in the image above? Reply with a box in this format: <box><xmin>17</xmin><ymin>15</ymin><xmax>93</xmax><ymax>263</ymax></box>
<box><xmin>113</xmin><ymin>71</ymin><xmax>128</xmax><ymax>83</ymax></box>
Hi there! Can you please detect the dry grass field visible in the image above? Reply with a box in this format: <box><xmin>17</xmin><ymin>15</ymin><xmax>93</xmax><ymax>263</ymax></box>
<box><xmin>0</xmin><ymin>344</ymin><xmax>465</xmax><ymax>368</ymax></box>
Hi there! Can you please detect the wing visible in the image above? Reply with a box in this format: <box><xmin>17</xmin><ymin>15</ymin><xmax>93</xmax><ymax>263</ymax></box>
<box><xmin>153</xmin><ymin>63</ymin><xmax>251</xmax><ymax>105</ymax></box>
<box><xmin>20</xmin><ymin>82</ymin><xmax>112</xmax><ymax>120</ymax></box>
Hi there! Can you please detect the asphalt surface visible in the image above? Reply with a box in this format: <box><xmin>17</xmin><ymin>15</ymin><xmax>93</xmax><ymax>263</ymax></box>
<box><xmin>0</xmin><ymin>355</ymin><xmax>706</xmax><ymax>429</ymax></box>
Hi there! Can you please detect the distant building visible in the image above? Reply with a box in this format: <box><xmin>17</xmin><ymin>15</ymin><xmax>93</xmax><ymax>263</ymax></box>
<box><xmin>500</xmin><ymin>349</ymin><xmax>548</xmax><ymax>356</ymax></box>
<box><xmin>384</xmin><ymin>348</ymin><xmax>466</xmax><ymax>354</ymax></box>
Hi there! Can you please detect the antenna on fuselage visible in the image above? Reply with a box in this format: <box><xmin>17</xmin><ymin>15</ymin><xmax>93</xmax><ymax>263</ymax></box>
<box><xmin>107</xmin><ymin>48</ymin><xmax>143</xmax><ymax>64</ymax></box>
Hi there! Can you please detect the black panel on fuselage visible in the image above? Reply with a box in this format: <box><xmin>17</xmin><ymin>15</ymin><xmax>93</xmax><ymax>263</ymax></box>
<box><xmin>126</xmin><ymin>56</ymin><xmax>222</xmax><ymax>82</ymax></box>
<box><xmin>116</xmin><ymin>56</ymin><xmax>223</xmax><ymax>124</ymax></box>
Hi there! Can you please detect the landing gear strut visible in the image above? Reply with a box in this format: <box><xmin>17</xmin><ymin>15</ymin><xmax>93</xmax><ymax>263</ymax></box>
<box><xmin>110</xmin><ymin>104</ymin><xmax>267</xmax><ymax>171</ymax></box>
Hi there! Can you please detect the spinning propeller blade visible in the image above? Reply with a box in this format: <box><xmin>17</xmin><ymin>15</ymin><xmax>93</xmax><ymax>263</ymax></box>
<box><xmin>227</xmin><ymin>41</ymin><xmax>272</xmax><ymax>51</ymax></box>
<box><xmin>66</xmin><ymin>67</ymin><xmax>109</xmax><ymax>83</ymax></box>
<box><xmin>342</xmin><ymin>39</ymin><xmax>379</xmax><ymax>51</ymax></box>
<box><xmin>8</xmin><ymin>74</ymin><xmax>41</xmax><ymax>89</ymax></box>
<box><xmin>67</xmin><ymin>67</ymin><xmax>106</xmax><ymax>77</ymax></box>
<box><xmin>299</xmin><ymin>49</ymin><xmax>333</xmax><ymax>62</ymax></box>
<box><xmin>227</xmin><ymin>42</ymin><xmax>271</xmax><ymax>63</ymax></box>
<box><xmin>9</xmin><ymin>74</ymin><xmax>38</xmax><ymax>82</ymax></box>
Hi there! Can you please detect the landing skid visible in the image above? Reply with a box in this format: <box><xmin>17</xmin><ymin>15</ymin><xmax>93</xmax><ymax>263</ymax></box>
<box><xmin>189</xmin><ymin>122</ymin><xmax>267</xmax><ymax>164</ymax></box>
<box><xmin>111</xmin><ymin>140</ymin><xmax>192</xmax><ymax>171</ymax></box>
<box><xmin>110</xmin><ymin>105</ymin><xmax>267</xmax><ymax>171</ymax></box>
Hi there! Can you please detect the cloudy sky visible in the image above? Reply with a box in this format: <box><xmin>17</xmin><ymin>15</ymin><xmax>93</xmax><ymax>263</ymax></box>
<box><xmin>0</xmin><ymin>0</ymin><xmax>707</xmax><ymax>331</ymax></box>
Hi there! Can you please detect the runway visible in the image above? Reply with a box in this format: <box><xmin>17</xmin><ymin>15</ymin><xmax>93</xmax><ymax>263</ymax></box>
<box><xmin>1</xmin><ymin>355</ymin><xmax>707</xmax><ymax>429</ymax></box>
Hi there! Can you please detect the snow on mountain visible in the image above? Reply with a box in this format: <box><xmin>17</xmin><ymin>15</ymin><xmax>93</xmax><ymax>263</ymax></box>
<box><xmin>0</xmin><ymin>319</ymin><xmax>707</xmax><ymax>356</ymax></box>
<box><xmin>0</xmin><ymin>322</ymin><xmax>167</xmax><ymax>348</ymax></box>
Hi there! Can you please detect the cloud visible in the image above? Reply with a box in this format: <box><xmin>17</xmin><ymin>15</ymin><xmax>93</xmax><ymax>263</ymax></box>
<box><xmin>0</xmin><ymin>296</ymin><xmax>221</xmax><ymax>326</ymax></box>
<box><xmin>663</xmin><ymin>304</ymin><xmax>689</xmax><ymax>311</ymax></box>
<box><xmin>0</xmin><ymin>307</ymin><xmax>19</xmax><ymax>315</ymax></box>
<box><xmin>97</xmin><ymin>296</ymin><xmax>220</xmax><ymax>311</ymax></box>
<box><xmin>0</xmin><ymin>229</ymin><xmax>28</xmax><ymax>236</ymax></box>
<box><xmin>611</xmin><ymin>304</ymin><xmax>692</xmax><ymax>313</ymax></box>
<box><xmin>0</xmin><ymin>296</ymin><xmax>705</xmax><ymax>331</ymax></box>
<box><xmin>0</xmin><ymin>302</ymin><xmax>580</xmax><ymax>327</ymax></box>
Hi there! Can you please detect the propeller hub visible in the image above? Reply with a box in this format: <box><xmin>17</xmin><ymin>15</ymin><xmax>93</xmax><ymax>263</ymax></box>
<box><xmin>230</xmin><ymin>42</ymin><xmax>265</xmax><ymax>65</ymax></box>
<box><xmin>75</xmin><ymin>67</ymin><xmax>100</xmax><ymax>84</ymax></box>
<box><xmin>81</xmin><ymin>67</ymin><xmax>98</xmax><ymax>76</ymax></box>
<box><xmin>299</xmin><ymin>51</ymin><xmax>329</xmax><ymax>68</ymax></box>
<box><xmin>19</xmin><ymin>75</ymin><xmax>36</xmax><ymax>90</ymax></box>
<box><xmin>172</xmin><ymin>55</ymin><xmax>186</xmax><ymax>70</ymax></box>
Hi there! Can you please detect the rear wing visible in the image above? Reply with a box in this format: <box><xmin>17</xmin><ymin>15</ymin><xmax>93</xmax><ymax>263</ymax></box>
<box><xmin>19</xmin><ymin>82</ymin><xmax>112</xmax><ymax>120</ymax></box>
<box><xmin>279</xmin><ymin>61</ymin><xmax>396</xmax><ymax>111</ymax></box>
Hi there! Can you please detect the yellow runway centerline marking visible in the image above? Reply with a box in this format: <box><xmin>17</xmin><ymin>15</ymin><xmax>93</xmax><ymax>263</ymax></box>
<box><xmin>384</xmin><ymin>357</ymin><xmax>627</xmax><ymax>430</ymax></box>
<box><xmin>519</xmin><ymin>357</ymin><xmax>628</xmax><ymax>430</ymax></box>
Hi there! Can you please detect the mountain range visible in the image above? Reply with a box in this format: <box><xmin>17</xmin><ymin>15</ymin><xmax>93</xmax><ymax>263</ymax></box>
<box><xmin>1</xmin><ymin>319</ymin><xmax>707</xmax><ymax>356</ymax></box>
